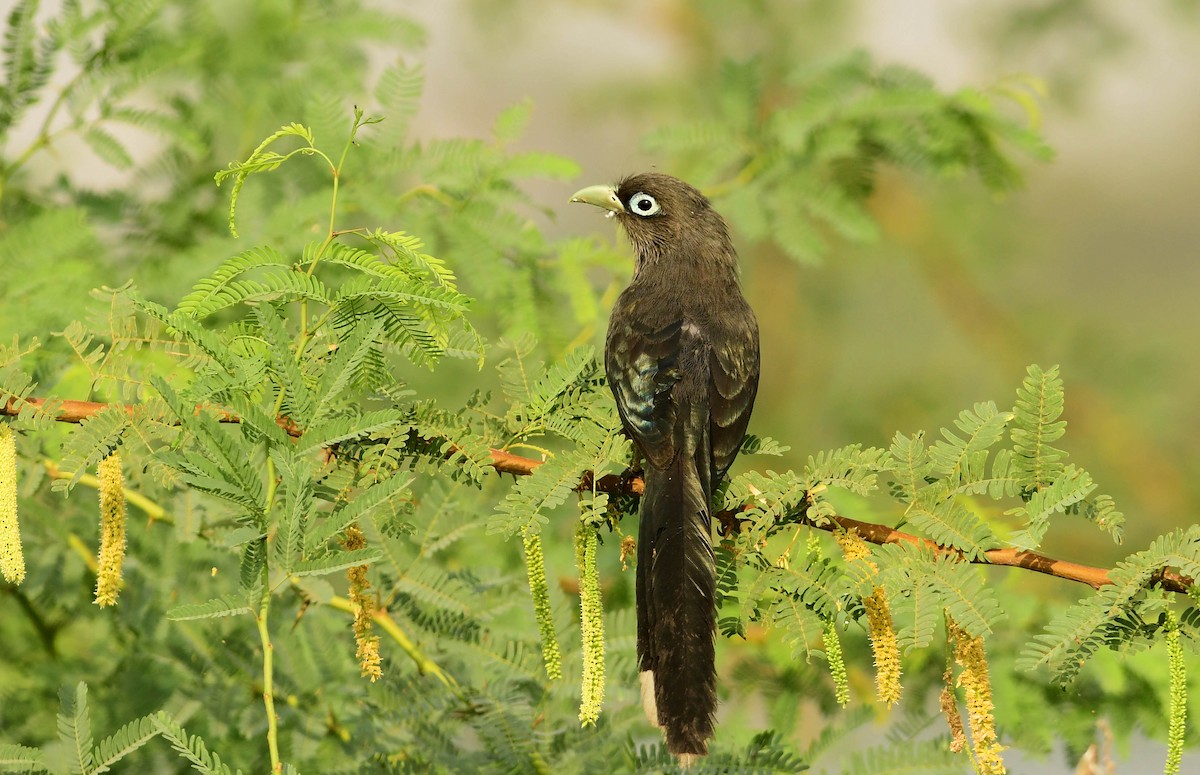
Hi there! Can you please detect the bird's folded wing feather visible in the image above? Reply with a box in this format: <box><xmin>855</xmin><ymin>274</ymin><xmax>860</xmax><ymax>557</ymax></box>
<box><xmin>709</xmin><ymin>319</ymin><xmax>760</xmax><ymax>480</ymax></box>
<box><xmin>605</xmin><ymin>308</ymin><xmax>683</xmax><ymax>468</ymax></box>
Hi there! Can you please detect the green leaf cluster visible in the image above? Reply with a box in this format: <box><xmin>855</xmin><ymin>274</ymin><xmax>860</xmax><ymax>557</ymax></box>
<box><xmin>0</xmin><ymin>2</ymin><xmax>1194</xmax><ymax>773</ymax></box>
<box><xmin>646</xmin><ymin>51</ymin><xmax>1054</xmax><ymax>264</ymax></box>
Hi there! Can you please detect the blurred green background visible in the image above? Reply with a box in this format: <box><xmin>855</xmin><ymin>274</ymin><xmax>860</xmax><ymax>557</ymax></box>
<box><xmin>2</xmin><ymin>1</ymin><xmax>1199</xmax><ymax>772</ymax></box>
<box><xmin>13</xmin><ymin>0</ymin><xmax>1199</xmax><ymax>557</ymax></box>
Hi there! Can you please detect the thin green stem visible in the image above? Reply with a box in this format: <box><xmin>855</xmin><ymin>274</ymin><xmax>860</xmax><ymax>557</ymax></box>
<box><xmin>250</xmin><ymin>121</ymin><xmax>360</xmax><ymax>772</ymax></box>
<box><xmin>43</xmin><ymin>460</ymin><xmax>170</xmax><ymax>523</ymax></box>
<box><xmin>256</xmin><ymin>541</ymin><xmax>282</xmax><ymax>773</ymax></box>
<box><xmin>323</xmin><ymin>589</ymin><xmax>460</xmax><ymax>691</ymax></box>
<box><xmin>2</xmin><ymin>67</ymin><xmax>87</xmax><ymax>188</ymax></box>
<box><xmin>303</xmin><ymin>122</ymin><xmax>353</xmax><ymax>277</ymax></box>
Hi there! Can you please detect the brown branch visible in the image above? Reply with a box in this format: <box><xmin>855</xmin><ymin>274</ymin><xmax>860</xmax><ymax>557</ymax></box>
<box><xmin>4</xmin><ymin>394</ymin><xmax>1190</xmax><ymax>593</ymax></box>
<box><xmin>798</xmin><ymin>512</ymin><xmax>1192</xmax><ymax>593</ymax></box>
<box><xmin>2</xmin><ymin>395</ymin><xmax>303</xmax><ymax>437</ymax></box>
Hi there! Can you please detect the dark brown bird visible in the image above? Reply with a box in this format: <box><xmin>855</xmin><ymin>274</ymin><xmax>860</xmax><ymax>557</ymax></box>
<box><xmin>571</xmin><ymin>173</ymin><xmax>760</xmax><ymax>759</ymax></box>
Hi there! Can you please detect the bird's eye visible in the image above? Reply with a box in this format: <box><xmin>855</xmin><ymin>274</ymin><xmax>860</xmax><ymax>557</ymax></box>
<box><xmin>628</xmin><ymin>192</ymin><xmax>660</xmax><ymax>217</ymax></box>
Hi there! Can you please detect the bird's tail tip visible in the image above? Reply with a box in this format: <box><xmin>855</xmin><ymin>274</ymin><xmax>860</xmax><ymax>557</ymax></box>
<box><xmin>639</xmin><ymin>670</ymin><xmax>660</xmax><ymax>728</ymax></box>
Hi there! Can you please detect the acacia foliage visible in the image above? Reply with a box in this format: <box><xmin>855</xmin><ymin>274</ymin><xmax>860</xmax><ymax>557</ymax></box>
<box><xmin>0</xmin><ymin>1</ymin><xmax>1196</xmax><ymax>773</ymax></box>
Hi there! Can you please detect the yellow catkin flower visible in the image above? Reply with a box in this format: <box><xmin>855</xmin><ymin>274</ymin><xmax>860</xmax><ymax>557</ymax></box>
<box><xmin>863</xmin><ymin>586</ymin><xmax>902</xmax><ymax>706</ymax></box>
<box><xmin>823</xmin><ymin>620</ymin><xmax>850</xmax><ymax>707</ymax></box>
<box><xmin>949</xmin><ymin>617</ymin><xmax>1006</xmax><ymax>775</ymax></box>
<box><xmin>94</xmin><ymin>451</ymin><xmax>127</xmax><ymax>606</ymax></box>
<box><xmin>834</xmin><ymin>528</ymin><xmax>876</xmax><ymax>570</ymax></box>
<box><xmin>575</xmin><ymin>522</ymin><xmax>605</xmax><ymax>726</ymax></box>
<box><xmin>1165</xmin><ymin>610</ymin><xmax>1186</xmax><ymax>775</ymax></box>
<box><xmin>343</xmin><ymin>525</ymin><xmax>382</xmax><ymax>681</ymax></box>
<box><xmin>0</xmin><ymin>425</ymin><xmax>23</xmax><ymax>585</ymax></box>
<box><xmin>940</xmin><ymin>664</ymin><xmax>967</xmax><ymax>754</ymax></box>
<box><xmin>523</xmin><ymin>529</ymin><xmax>562</xmax><ymax>681</ymax></box>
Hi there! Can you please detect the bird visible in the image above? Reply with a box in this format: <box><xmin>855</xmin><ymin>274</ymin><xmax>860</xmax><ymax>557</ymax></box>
<box><xmin>570</xmin><ymin>173</ymin><xmax>760</xmax><ymax>759</ymax></box>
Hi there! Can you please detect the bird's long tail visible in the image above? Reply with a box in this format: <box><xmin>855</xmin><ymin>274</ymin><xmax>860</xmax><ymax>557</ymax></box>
<box><xmin>637</xmin><ymin>449</ymin><xmax>716</xmax><ymax>757</ymax></box>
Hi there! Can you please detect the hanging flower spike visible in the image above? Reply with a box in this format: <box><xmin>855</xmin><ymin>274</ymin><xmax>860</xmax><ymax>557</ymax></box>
<box><xmin>949</xmin><ymin>616</ymin><xmax>1006</xmax><ymax>775</ymax></box>
<box><xmin>823</xmin><ymin>620</ymin><xmax>850</xmax><ymax>707</ymax></box>
<box><xmin>0</xmin><ymin>424</ymin><xmax>24</xmax><ymax>585</ymax></box>
<box><xmin>94</xmin><ymin>450</ymin><xmax>127</xmax><ymax>606</ymax></box>
<box><xmin>575</xmin><ymin>522</ymin><xmax>605</xmax><ymax>726</ymax></box>
<box><xmin>523</xmin><ymin>529</ymin><xmax>563</xmax><ymax>681</ymax></box>
<box><xmin>863</xmin><ymin>586</ymin><xmax>902</xmax><ymax>706</ymax></box>
<box><xmin>1165</xmin><ymin>610</ymin><xmax>1186</xmax><ymax>775</ymax></box>
<box><xmin>835</xmin><ymin>529</ymin><xmax>900</xmax><ymax>705</ymax></box>
<box><xmin>940</xmin><ymin>662</ymin><xmax>967</xmax><ymax>754</ymax></box>
<box><xmin>343</xmin><ymin>524</ymin><xmax>382</xmax><ymax>681</ymax></box>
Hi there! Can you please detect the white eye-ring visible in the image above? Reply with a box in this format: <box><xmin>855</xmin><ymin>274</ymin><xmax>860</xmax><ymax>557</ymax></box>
<box><xmin>628</xmin><ymin>192</ymin><xmax>660</xmax><ymax>217</ymax></box>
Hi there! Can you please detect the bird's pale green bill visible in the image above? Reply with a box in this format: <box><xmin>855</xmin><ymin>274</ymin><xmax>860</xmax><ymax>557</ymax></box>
<box><xmin>570</xmin><ymin>184</ymin><xmax>624</xmax><ymax>215</ymax></box>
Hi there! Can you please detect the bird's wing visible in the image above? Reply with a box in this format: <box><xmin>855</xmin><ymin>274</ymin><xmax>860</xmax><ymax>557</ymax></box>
<box><xmin>605</xmin><ymin>298</ymin><xmax>683</xmax><ymax>470</ymax></box>
<box><xmin>709</xmin><ymin>311</ymin><xmax>760</xmax><ymax>480</ymax></box>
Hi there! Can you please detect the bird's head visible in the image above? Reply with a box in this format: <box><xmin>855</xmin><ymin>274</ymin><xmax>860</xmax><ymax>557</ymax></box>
<box><xmin>570</xmin><ymin>173</ymin><xmax>734</xmax><ymax>270</ymax></box>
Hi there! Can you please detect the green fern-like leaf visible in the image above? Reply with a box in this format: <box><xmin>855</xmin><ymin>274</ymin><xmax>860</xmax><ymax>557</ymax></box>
<box><xmin>272</xmin><ymin>453</ymin><xmax>314</xmax><ymax>571</ymax></box>
<box><xmin>887</xmin><ymin>430</ymin><xmax>929</xmax><ymax>503</ymax></box>
<box><xmin>0</xmin><ymin>743</ymin><xmax>48</xmax><ymax>772</ymax></box>
<box><xmin>509</xmin><ymin>345</ymin><xmax>596</xmax><ymax>427</ymax></box>
<box><xmin>109</xmin><ymin>106</ymin><xmax>205</xmax><ymax>157</ymax></box>
<box><xmin>921</xmin><ymin>550</ymin><xmax>1003</xmax><ymax>638</ymax></box>
<box><xmin>176</xmin><ymin>246</ymin><xmax>289</xmax><ymax>318</ymax></box>
<box><xmin>214</xmin><ymin>122</ymin><xmax>318</xmax><ymax>238</ymax></box>
<box><xmin>238</xmin><ymin>537</ymin><xmax>265</xmax><ymax>592</ymax></box>
<box><xmin>52</xmin><ymin>404</ymin><xmax>130</xmax><ymax>492</ymax></box>
<box><xmin>904</xmin><ymin>486</ymin><xmax>997</xmax><ymax>560</ymax></box>
<box><xmin>1018</xmin><ymin>525</ymin><xmax>1200</xmax><ymax>684</ymax></box>
<box><xmin>1080</xmin><ymin>493</ymin><xmax>1125</xmax><ymax>544</ymax></box>
<box><xmin>152</xmin><ymin>390</ymin><xmax>266</xmax><ymax>526</ymax></box>
<box><xmin>310</xmin><ymin>321</ymin><xmax>384</xmax><ymax>421</ymax></box>
<box><xmin>500</xmin><ymin>150</ymin><xmax>580</xmax><ymax>180</ymax></box>
<box><xmin>367</xmin><ymin>230</ymin><xmax>459</xmax><ymax>290</ymax></box>
<box><xmin>131</xmin><ymin>295</ymin><xmax>241</xmax><ymax>374</ymax></box>
<box><xmin>392</xmin><ymin>563</ymin><xmax>474</xmax><ymax>617</ymax></box>
<box><xmin>292</xmin><ymin>547</ymin><xmax>382</xmax><ymax>578</ymax></box>
<box><xmin>492</xmin><ymin>98</ymin><xmax>532</xmax><ymax>145</ymax></box>
<box><xmin>490</xmin><ymin>452</ymin><xmax>586</xmax><ymax>536</ymax></box>
<box><xmin>82</xmin><ymin>126</ymin><xmax>134</xmax><ymax>169</ymax></box>
<box><xmin>185</xmin><ymin>268</ymin><xmax>333</xmax><ymax>319</ymax></box>
<box><xmin>299</xmin><ymin>409</ymin><xmax>410</xmax><ymax>455</ymax></box>
<box><xmin>90</xmin><ymin>714</ymin><xmax>160</xmax><ymax>773</ymax></box>
<box><xmin>374</xmin><ymin>63</ymin><xmax>424</xmax><ymax>141</ymax></box>
<box><xmin>771</xmin><ymin>593</ymin><xmax>828</xmax><ymax>661</ymax></box>
<box><xmin>331</xmin><ymin>274</ymin><xmax>475</xmax><ymax>368</ymax></box>
<box><xmin>642</xmin><ymin>119</ymin><xmax>736</xmax><ymax>154</ymax></box>
<box><xmin>928</xmin><ymin>401</ymin><xmax>1013</xmax><ymax>484</ymax></box>
<box><xmin>152</xmin><ymin>713</ymin><xmax>240</xmax><ymax>775</ymax></box>
<box><xmin>56</xmin><ymin>683</ymin><xmax>95</xmax><ymax>775</ymax></box>
<box><xmin>305</xmin><ymin>472</ymin><xmax>414</xmax><ymax>552</ymax></box>
<box><xmin>58</xmin><ymin>320</ymin><xmax>107</xmax><ymax>374</ymax></box>
<box><xmin>804</xmin><ymin>444</ymin><xmax>890</xmax><ymax>496</ymax></box>
<box><xmin>166</xmin><ymin>595</ymin><xmax>254</xmax><ymax>622</ymax></box>
<box><xmin>1010</xmin><ymin>363</ymin><xmax>1067</xmax><ymax>491</ymax></box>
<box><xmin>1007</xmin><ymin>464</ymin><xmax>1095</xmax><ymax>550</ymax></box>
<box><xmin>253</xmin><ymin>303</ymin><xmax>315</xmax><ymax>422</ymax></box>
<box><xmin>1</xmin><ymin>0</ymin><xmax>58</xmax><ymax>136</ymax></box>
<box><xmin>738</xmin><ymin>434</ymin><xmax>790</xmax><ymax>457</ymax></box>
